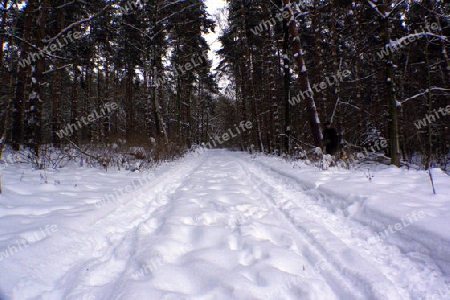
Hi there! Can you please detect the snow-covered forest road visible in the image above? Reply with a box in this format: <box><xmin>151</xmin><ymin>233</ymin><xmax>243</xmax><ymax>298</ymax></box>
<box><xmin>1</xmin><ymin>150</ymin><xmax>449</xmax><ymax>300</ymax></box>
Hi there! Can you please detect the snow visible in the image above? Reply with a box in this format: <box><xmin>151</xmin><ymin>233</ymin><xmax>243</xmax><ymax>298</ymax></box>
<box><xmin>0</xmin><ymin>150</ymin><xmax>449</xmax><ymax>299</ymax></box>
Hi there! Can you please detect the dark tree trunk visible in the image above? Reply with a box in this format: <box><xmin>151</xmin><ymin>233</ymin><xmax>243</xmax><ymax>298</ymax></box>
<box><xmin>12</xmin><ymin>0</ymin><xmax>35</xmax><ymax>150</ymax></box>
<box><xmin>71</xmin><ymin>50</ymin><xmax>79</xmax><ymax>143</ymax></box>
<box><xmin>283</xmin><ymin>0</ymin><xmax>323</xmax><ymax>148</ymax></box>
<box><xmin>379</xmin><ymin>0</ymin><xmax>400</xmax><ymax>167</ymax></box>
<box><xmin>125</xmin><ymin>69</ymin><xmax>134</xmax><ymax>143</ymax></box>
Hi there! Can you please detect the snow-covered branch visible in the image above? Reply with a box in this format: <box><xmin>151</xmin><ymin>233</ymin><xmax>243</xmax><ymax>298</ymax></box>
<box><xmin>156</xmin><ymin>3</ymin><xmax>201</xmax><ymax>26</ymax></box>
<box><xmin>55</xmin><ymin>1</ymin><xmax>76</xmax><ymax>9</ymax></box>
<box><xmin>400</xmin><ymin>87</ymin><xmax>450</xmax><ymax>104</ymax></box>
<box><xmin>387</xmin><ymin>0</ymin><xmax>406</xmax><ymax>18</ymax></box>
<box><xmin>47</xmin><ymin>4</ymin><xmax>112</xmax><ymax>45</ymax></box>
<box><xmin>367</xmin><ymin>0</ymin><xmax>385</xmax><ymax>18</ymax></box>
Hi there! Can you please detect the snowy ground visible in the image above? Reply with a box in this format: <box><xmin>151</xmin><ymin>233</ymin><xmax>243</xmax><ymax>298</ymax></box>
<box><xmin>0</xmin><ymin>149</ymin><xmax>449</xmax><ymax>300</ymax></box>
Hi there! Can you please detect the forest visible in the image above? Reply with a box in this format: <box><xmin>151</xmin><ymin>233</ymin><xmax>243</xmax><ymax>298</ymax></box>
<box><xmin>1</xmin><ymin>2</ymin><xmax>450</xmax><ymax>298</ymax></box>
<box><xmin>0</xmin><ymin>0</ymin><xmax>449</xmax><ymax>170</ymax></box>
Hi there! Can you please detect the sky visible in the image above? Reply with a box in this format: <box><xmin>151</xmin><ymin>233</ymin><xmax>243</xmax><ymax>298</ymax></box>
<box><xmin>203</xmin><ymin>0</ymin><xmax>228</xmax><ymax>89</ymax></box>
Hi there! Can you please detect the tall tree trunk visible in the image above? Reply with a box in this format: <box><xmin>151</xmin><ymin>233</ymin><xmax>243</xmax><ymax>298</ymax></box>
<box><xmin>52</xmin><ymin>67</ymin><xmax>62</xmax><ymax>146</ymax></box>
<box><xmin>283</xmin><ymin>17</ymin><xmax>291</xmax><ymax>154</ymax></box>
<box><xmin>435</xmin><ymin>17</ymin><xmax>450</xmax><ymax>83</ymax></box>
<box><xmin>27</xmin><ymin>0</ymin><xmax>49</xmax><ymax>160</ymax></box>
<box><xmin>1</xmin><ymin>0</ymin><xmax>16</xmax><ymax>158</ymax></box>
<box><xmin>104</xmin><ymin>52</ymin><xmax>110</xmax><ymax>143</ymax></box>
<box><xmin>71</xmin><ymin>50</ymin><xmax>79</xmax><ymax>143</ymax></box>
<box><xmin>0</xmin><ymin>0</ymin><xmax>9</xmax><ymax>78</ymax></box>
<box><xmin>379</xmin><ymin>0</ymin><xmax>400</xmax><ymax>166</ymax></box>
<box><xmin>125</xmin><ymin>68</ymin><xmax>134</xmax><ymax>143</ymax></box>
<box><xmin>313</xmin><ymin>2</ymin><xmax>325</xmax><ymax>120</ymax></box>
<box><xmin>12</xmin><ymin>0</ymin><xmax>35</xmax><ymax>150</ymax></box>
<box><xmin>330</xmin><ymin>0</ymin><xmax>341</xmax><ymax>136</ymax></box>
<box><xmin>51</xmin><ymin>9</ymin><xmax>65</xmax><ymax>147</ymax></box>
<box><xmin>425</xmin><ymin>39</ymin><xmax>432</xmax><ymax>167</ymax></box>
<box><xmin>153</xmin><ymin>67</ymin><xmax>168</xmax><ymax>143</ymax></box>
<box><xmin>352</xmin><ymin>2</ymin><xmax>363</xmax><ymax>145</ymax></box>
<box><xmin>97</xmin><ymin>55</ymin><xmax>103</xmax><ymax>143</ymax></box>
<box><xmin>84</xmin><ymin>64</ymin><xmax>93</xmax><ymax>142</ymax></box>
<box><xmin>283</xmin><ymin>0</ymin><xmax>323</xmax><ymax>148</ymax></box>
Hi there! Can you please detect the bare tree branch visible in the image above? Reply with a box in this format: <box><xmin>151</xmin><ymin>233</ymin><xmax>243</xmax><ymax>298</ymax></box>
<box><xmin>47</xmin><ymin>3</ymin><xmax>112</xmax><ymax>45</ymax></box>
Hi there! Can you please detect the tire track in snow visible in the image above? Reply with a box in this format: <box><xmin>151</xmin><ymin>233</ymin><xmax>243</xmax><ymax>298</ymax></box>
<box><xmin>232</xmin><ymin>153</ymin><xmax>404</xmax><ymax>300</ymax></box>
<box><xmin>236</xmin><ymin>154</ymin><xmax>448</xmax><ymax>300</ymax></box>
<box><xmin>39</xmin><ymin>154</ymin><xmax>208</xmax><ymax>300</ymax></box>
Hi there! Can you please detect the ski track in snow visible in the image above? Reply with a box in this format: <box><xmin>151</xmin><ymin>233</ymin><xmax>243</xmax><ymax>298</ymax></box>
<box><xmin>1</xmin><ymin>150</ymin><xmax>449</xmax><ymax>300</ymax></box>
<box><xmin>231</xmin><ymin>153</ymin><xmax>448</xmax><ymax>300</ymax></box>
